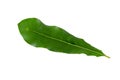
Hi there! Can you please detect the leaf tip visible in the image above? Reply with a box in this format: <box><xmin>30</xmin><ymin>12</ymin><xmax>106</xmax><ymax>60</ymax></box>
<box><xmin>104</xmin><ymin>55</ymin><xmax>110</xmax><ymax>58</ymax></box>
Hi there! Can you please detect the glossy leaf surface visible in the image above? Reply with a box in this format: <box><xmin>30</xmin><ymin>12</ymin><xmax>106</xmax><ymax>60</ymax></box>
<box><xmin>18</xmin><ymin>18</ymin><xmax>109</xmax><ymax>58</ymax></box>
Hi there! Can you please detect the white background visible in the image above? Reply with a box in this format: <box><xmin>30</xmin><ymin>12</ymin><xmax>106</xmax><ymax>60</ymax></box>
<box><xmin>0</xmin><ymin>0</ymin><xmax>120</xmax><ymax>80</ymax></box>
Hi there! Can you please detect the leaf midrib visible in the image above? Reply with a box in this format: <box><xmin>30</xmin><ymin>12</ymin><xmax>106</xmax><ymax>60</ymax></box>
<box><xmin>33</xmin><ymin>30</ymin><xmax>103</xmax><ymax>55</ymax></box>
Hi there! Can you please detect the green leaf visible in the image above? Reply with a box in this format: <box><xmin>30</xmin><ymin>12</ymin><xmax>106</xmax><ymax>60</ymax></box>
<box><xmin>18</xmin><ymin>18</ymin><xmax>109</xmax><ymax>58</ymax></box>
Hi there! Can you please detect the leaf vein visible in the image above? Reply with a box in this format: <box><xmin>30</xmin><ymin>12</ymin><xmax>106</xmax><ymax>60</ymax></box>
<box><xmin>33</xmin><ymin>31</ymin><xmax>103</xmax><ymax>55</ymax></box>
